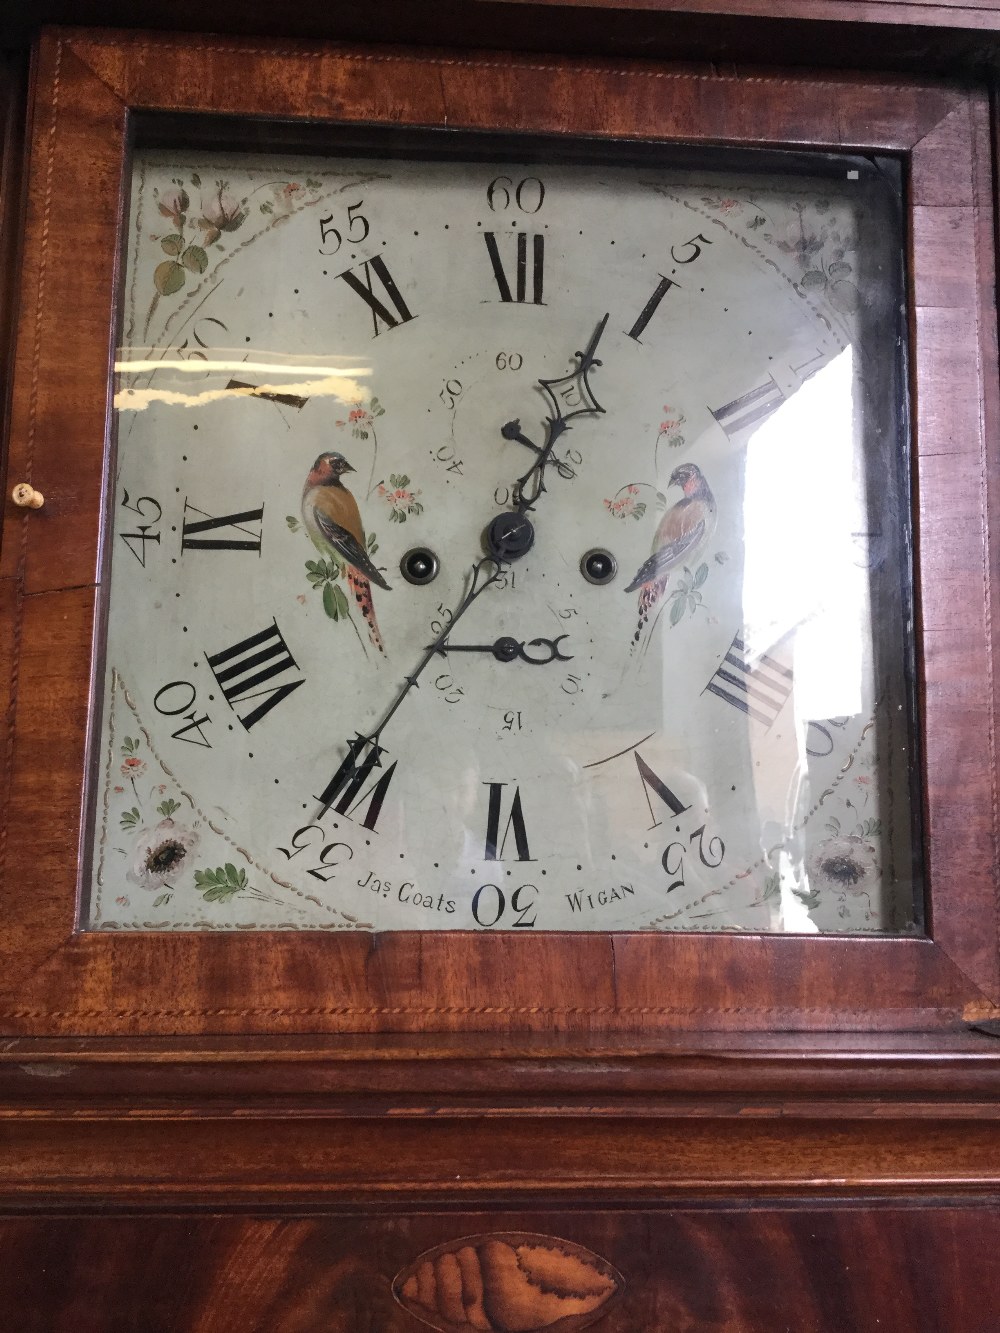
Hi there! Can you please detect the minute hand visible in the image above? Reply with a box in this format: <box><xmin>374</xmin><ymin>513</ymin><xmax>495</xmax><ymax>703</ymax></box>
<box><xmin>315</xmin><ymin>555</ymin><xmax>503</xmax><ymax>817</ymax></box>
<box><xmin>506</xmin><ymin>312</ymin><xmax>609</xmax><ymax>514</ymax></box>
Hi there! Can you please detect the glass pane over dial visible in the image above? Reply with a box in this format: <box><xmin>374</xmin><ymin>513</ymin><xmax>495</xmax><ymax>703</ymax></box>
<box><xmin>87</xmin><ymin>143</ymin><xmax>920</xmax><ymax>933</ymax></box>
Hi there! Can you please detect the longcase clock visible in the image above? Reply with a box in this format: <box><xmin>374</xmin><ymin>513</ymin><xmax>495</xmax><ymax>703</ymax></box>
<box><xmin>1</xmin><ymin>24</ymin><xmax>1000</xmax><ymax>1332</ymax></box>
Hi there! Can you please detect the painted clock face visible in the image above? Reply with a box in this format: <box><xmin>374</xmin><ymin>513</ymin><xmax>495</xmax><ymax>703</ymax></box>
<box><xmin>86</xmin><ymin>141</ymin><xmax>919</xmax><ymax>934</ymax></box>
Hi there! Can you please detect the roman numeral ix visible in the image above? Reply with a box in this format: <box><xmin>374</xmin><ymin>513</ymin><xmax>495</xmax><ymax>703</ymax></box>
<box><xmin>181</xmin><ymin>500</ymin><xmax>263</xmax><ymax>552</ymax></box>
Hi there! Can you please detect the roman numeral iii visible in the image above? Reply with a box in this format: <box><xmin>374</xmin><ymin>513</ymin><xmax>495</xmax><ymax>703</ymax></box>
<box><xmin>205</xmin><ymin>620</ymin><xmax>304</xmax><ymax>730</ymax></box>
<box><xmin>704</xmin><ymin>633</ymin><xmax>793</xmax><ymax>728</ymax></box>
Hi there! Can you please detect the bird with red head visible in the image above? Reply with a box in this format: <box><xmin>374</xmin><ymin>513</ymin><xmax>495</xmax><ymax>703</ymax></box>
<box><xmin>301</xmin><ymin>450</ymin><xmax>391</xmax><ymax>654</ymax></box>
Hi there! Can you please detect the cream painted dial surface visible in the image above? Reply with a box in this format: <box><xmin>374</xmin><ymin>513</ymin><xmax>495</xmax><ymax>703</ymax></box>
<box><xmin>87</xmin><ymin>146</ymin><xmax>918</xmax><ymax>933</ymax></box>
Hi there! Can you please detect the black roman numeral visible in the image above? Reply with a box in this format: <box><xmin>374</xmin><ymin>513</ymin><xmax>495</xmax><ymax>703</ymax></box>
<box><xmin>634</xmin><ymin>752</ymin><xmax>691</xmax><ymax>831</ymax></box>
<box><xmin>710</xmin><ymin>375</ymin><xmax>785</xmax><ymax>439</ymax></box>
<box><xmin>225</xmin><ymin>379</ymin><xmax>309</xmax><ymax>410</ymax></box>
<box><xmin>704</xmin><ymin>633</ymin><xmax>793</xmax><ymax>728</ymax></box>
<box><xmin>484</xmin><ymin>782</ymin><xmax>533</xmax><ymax>860</ymax></box>
<box><xmin>315</xmin><ymin>734</ymin><xmax>397</xmax><ymax>829</ymax></box>
<box><xmin>337</xmin><ymin>254</ymin><xmax>415</xmax><ymax>337</ymax></box>
<box><xmin>206</xmin><ymin>620</ymin><xmax>304</xmax><ymax>730</ymax></box>
<box><xmin>625</xmin><ymin>275</ymin><xmax>679</xmax><ymax>343</ymax></box>
<box><xmin>484</xmin><ymin>232</ymin><xmax>544</xmax><ymax>304</ymax></box>
<box><xmin>181</xmin><ymin>500</ymin><xmax>263</xmax><ymax>552</ymax></box>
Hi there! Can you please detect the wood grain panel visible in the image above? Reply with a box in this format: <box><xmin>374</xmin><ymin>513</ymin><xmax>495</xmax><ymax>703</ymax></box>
<box><xmin>4</xmin><ymin>1030</ymin><xmax>1000</xmax><ymax>1106</ymax></box>
<box><xmin>909</xmin><ymin>86</ymin><xmax>1000</xmax><ymax>1002</ymax></box>
<box><xmin>2</xmin><ymin>1112</ymin><xmax>1000</xmax><ymax>1203</ymax></box>
<box><xmin>64</xmin><ymin>29</ymin><xmax>964</xmax><ymax>152</ymax></box>
<box><xmin>1</xmin><ymin>44</ymin><xmax>125</xmax><ymax>593</ymax></box>
<box><xmin>1</xmin><ymin>1207</ymin><xmax>1000</xmax><ymax>1332</ymax></box>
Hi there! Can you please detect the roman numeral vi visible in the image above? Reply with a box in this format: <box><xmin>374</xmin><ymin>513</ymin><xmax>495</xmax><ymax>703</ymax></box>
<box><xmin>483</xmin><ymin>782</ymin><xmax>533</xmax><ymax>860</ymax></box>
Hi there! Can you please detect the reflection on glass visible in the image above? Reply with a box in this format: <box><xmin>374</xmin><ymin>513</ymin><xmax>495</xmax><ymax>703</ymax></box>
<box><xmin>84</xmin><ymin>144</ymin><xmax>919</xmax><ymax>934</ymax></box>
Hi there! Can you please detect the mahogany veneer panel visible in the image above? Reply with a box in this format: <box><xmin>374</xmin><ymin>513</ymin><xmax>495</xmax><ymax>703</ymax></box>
<box><xmin>1</xmin><ymin>1208</ymin><xmax>999</xmax><ymax>1332</ymax></box>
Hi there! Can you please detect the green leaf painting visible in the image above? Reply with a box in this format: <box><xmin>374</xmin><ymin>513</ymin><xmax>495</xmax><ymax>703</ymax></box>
<box><xmin>154</xmin><ymin>260</ymin><xmax>186</xmax><ymax>296</ymax></box>
<box><xmin>194</xmin><ymin>863</ymin><xmax>249</xmax><ymax>903</ymax></box>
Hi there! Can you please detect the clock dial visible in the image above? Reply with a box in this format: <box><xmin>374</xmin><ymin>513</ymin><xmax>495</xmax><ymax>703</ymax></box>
<box><xmin>87</xmin><ymin>144</ymin><xmax>918</xmax><ymax>933</ymax></box>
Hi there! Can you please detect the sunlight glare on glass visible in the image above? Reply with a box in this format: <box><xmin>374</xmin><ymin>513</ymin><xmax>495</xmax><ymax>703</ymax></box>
<box><xmin>742</xmin><ymin>347</ymin><xmax>864</xmax><ymax>724</ymax></box>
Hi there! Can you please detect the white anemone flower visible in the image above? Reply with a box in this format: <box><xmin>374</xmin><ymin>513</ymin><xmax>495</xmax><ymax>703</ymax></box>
<box><xmin>127</xmin><ymin>818</ymin><xmax>199</xmax><ymax>891</ymax></box>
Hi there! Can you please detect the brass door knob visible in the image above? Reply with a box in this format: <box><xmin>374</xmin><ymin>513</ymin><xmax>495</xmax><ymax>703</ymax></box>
<box><xmin>11</xmin><ymin>483</ymin><xmax>44</xmax><ymax>509</ymax></box>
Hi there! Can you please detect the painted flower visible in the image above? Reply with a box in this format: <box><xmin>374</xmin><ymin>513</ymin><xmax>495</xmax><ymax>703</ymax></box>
<box><xmin>336</xmin><ymin>396</ymin><xmax>384</xmax><ymax>441</ymax></box>
<box><xmin>702</xmin><ymin>195</ymin><xmax>742</xmax><ymax>214</ymax></box>
<box><xmin>120</xmin><ymin>756</ymin><xmax>147</xmax><ymax>781</ymax></box>
<box><xmin>113</xmin><ymin>785</ymin><xmax>125</xmax><ymax>794</ymax></box>
<box><xmin>126</xmin><ymin>818</ymin><xmax>199</xmax><ymax>891</ymax></box>
<box><xmin>657</xmin><ymin>406</ymin><xmax>686</xmax><ymax>448</ymax></box>
<box><xmin>603</xmin><ymin>484</ymin><xmax>646</xmax><ymax>521</ymax></box>
<box><xmin>377</xmin><ymin>473</ymin><xmax>423</xmax><ymax>522</ymax></box>
<box><xmin>267</xmin><ymin>181</ymin><xmax>304</xmax><ymax>217</ymax></box>
<box><xmin>115</xmin><ymin>895</ymin><xmax>130</xmax><ymax>908</ymax></box>
<box><xmin>198</xmin><ymin>184</ymin><xmax>247</xmax><ymax>244</ymax></box>
<box><xmin>156</xmin><ymin>187</ymin><xmax>189</xmax><ymax>227</ymax></box>
<box><xmin>807</xmin><ymin>835</ymin><xmax>878</xmax><ymax>896</ymax></box>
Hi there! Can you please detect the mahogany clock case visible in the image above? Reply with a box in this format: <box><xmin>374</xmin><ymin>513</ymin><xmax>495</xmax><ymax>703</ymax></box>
<box><xmin>1</xmin><ymin>29</ymin><xmax>999</xmax><ymax>1036</ymax></box>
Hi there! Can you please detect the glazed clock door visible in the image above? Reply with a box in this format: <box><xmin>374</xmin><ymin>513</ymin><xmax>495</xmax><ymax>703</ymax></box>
<box><xmin>91</xmin><ymin>144</ymin><xmax>917</xmax><ymax>940</ymax></box>
<box><xmin>2</xmin><ymin>30</ymin><xmax>997</xmax><ymax>1035</ymax></box>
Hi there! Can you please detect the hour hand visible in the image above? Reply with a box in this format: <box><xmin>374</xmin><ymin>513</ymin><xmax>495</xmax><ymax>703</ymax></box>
<box><xmin>429</xmin><ymin>634</ymin><xmax>572</xmax><ymax>664</ymax></box>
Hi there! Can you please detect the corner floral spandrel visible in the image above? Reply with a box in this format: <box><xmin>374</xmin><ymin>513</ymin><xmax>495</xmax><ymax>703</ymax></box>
<box><xmin>145</xmin><ymin>172</ymin><xmax>323</xmax><ymax>336</ymax></box>
<box><xmin>105</xmin><ymin>733</ymin><xmax>278</xmax><ymax>917</ymax></box>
